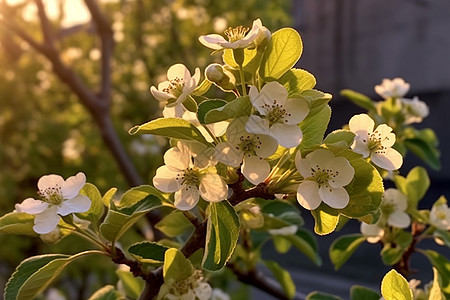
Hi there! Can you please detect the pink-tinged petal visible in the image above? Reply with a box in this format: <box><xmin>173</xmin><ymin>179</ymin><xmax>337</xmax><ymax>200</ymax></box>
<box><xmin>174</xmin><ymin>185</ymin><xmax>200</xmax><ymax>211</ymax></box>
<box><xmin>242</xmin><ymin>155</ymin><xmax>270</xmax><ymax>185</ymax></box>
<box><xmin>37</xmin><ymin>174</ymin><xmax>65</xmax><ymax>194</ymax></box>
<box><xmin>283</xmin><ymin>98</ymin><xmax>309</xmax><ymax>125</ymax></box>
<box><xmin>296</xmin><ymin>181</ymin><xmax>322</xmax><ymax>210</ymax></box>
<box><xmin>318</xmin><ymin>186</ymin><xmax>349</xmax><ymax>209</ymax></box>
<box><xmin>295</xmin><ymin>151</ymin><xmax>313</xmax><ymax>179</ymax></box>
<box><xmin>162</xmin><ymin>104</ymin><xmax>186</xmax><ymax>118</ymax></box>
<box><xmin>167</xmin><ymin>63</ymin><xmax>190</xmax><ymax>81</ymax></box>
<box><xmin>238</xmin><ymin>21</ymin><xmax>260</xmax><ymax>45</ymax></box>
<box><xmin>327</xmin><ymin>157</ymin><xmax>355</xmax><ymax>188</ymax></box>
<box><xmin>62</xmin><ymin>172</ymin><xmax>86</xmax><ymax>199</ymax></box>
<box><xmin>351</xmin><ymin>136</ymin><xmax>370</xmax><ymax>158</ymax></box>
<box><xmin>198</xmin><ymin>34</ymin><xmax>228</xmax><ymax>50</ymax></box>
<box><xmin>33</xmin><ymin>206</ymin><xmax>60</xmax><ymax>234</ymax></box>
<box><xmin>371</xmin><ymin>148</ymin><xmax>403</xmax><ymax>170</ymax></box>
<box><xmin>163</xmin><ymin>147</ymin><xmax>191</xmax><ymax>170</ymax></box>
<box><xmin>153</xmin><ymin>166</ymin><xmax>182</xmax><ymax>193</ymax></box>
<box><xmin>15</xmin><ymin>198</ymin><xmax>49</xmax><ymax>215</ymax></box>
<box><xmin>270</xmin><ymin>123</ymin><xmax>302</xmax><ymax>148</ymax></box>
<box><xmin>246</xmin><ymin>115</ymin><xmax>270</xmax><ymax>136</ymax></box>
<box><xmin>388</xmin><ymin>211</ymin><xmax>411</xmax><ymax>228</ymax></box>
<box><xmin>254</xmin><ymin>134</ymin><xmax>278</xmax><ymax>158</ymax></box>
<box><xmin>306</xmin><ymin>149</ymin><xmax>335</xmax><ymax>170</ymax></box>
<box><xmin>199</xmin><ymin>174</ymin><xmax>228</xmax><ymax>202</ymax></box>
<box><xmin>188</xmin><ymin>67</ymin><xmax>201</xmax><ymax>90</ymax></box>
<box><xmin>349</xmin><ymin>114</ymin><xmax>374</xmax><ymax>136</ymax></box>
<box><xmin>150</xmin><ymin>85</ymin><xmax>173</xmax><ymax>101</ymax></box>
<box><xmin>58</xmin><ymin>194</ymin><xmax>91</xmax><ymax>216</ymax></box>
<box><xmin>382</xmin><ymin>132</ymin><xmax>396</xmax><ymax>148</ymax></box>
<box><xmin>215</xmin><ymin>142</ymin><xmax>243</xmax><ymax>167</ymax></box>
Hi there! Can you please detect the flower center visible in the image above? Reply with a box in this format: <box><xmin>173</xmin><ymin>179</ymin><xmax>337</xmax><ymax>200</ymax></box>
<box><xmin>437</xmin><ymin>211</ymin><xmax>447</xmax><ymax>220</ymax></box>
<box><xmin>381</xmin><ymin>203</ymin><xmax>395</xmax><ymax>216</ymax></box>
<box><xmin>162</xmin><ymin>77</ymin><xmax>185</xmax><ymax>98</ymax></box>
<box><xmin>366</xmin><ymin>131</ymin><xmax>386</xmax><ymax>152</ymax></box>
<box><xmin>313</xmin><ymin>170</ymin><xmax>330</xmax><ymax>186</ymax></box>
<box><xmin>180</xmin><ymin>168</ymin><xmax>200</xmax><ymax>186</ymax></box>
<box><xmin>224</xmin><ymin>26</ymin><xmax>249</xmax><ymax>43</ymax></box>
<box><xmin>237</xmin><ymin>135</ymin><xmax>261</xmax><ymax>154</ymax></box>
<box><xmin>39</xmin><ymin>186</ymin><xmax>64</xmax><ymax>205</ymax></box>
<box><xmin>262</xmin><ymin>100</ymin><xmax>290</xmax><ymax>126</ymax></box>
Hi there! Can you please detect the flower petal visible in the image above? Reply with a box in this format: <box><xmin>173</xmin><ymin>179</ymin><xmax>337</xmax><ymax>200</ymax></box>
<box><xmin>388</xmin><ymin>211</ymin><xmax>411</xmax><ymax>228</ymax></box>
<box><xmin>245</xmin><ymin>115</ymin><xmax>270</xmax><ymax>136</ymax></box>
<box><xmin>251</xmin><ymin>81</ymin><xmax>288</xmax><ymax>112</ymax></box>
<box><xmin>58</xmin><ymin>194</ymin><xmax>91</xmax><ymax>216</ymax></box>
<box><xmin>383</xmin><ymin>188</ymin><xmax>408</xmax><ymax>211</ymax></box>
<box><xmin>371</xmin><ymin>148</ymin><xmax>403</xmax><ymax>170</ymax></box>
<box><xmin>269</xmin><ymin>123</ymin><xmax>302</xmax><ymax>148</ymax></box>
<box><xmin>382</xmin><ymin>132</ymin><xmax>396</xmax><ymax>148</ymax></box>
<box><xmin>295</xmin><ymin>152</ymin><xmax>313</xmax><ymax>179</ymax></box>
<box><xmin>174</xmin><ymin>185</ymin><xmax>199</xmax><ymax>211</ymax></box>
<box><xmin>351</xmin><ymin>136</ymin><xmax>370</xmax><ymax>158</ymax></box>
<box><xmin>164</xmin><ymin>146</ymin><xmax>191</xmax><ymax>170</ymax></box>
<box><xmin>167</xmin><ymin>63</ymin><xmax>190</xmax><ymax>81</ymax></box>
<box><xmin>199</xmin><ymin>174</ymin><xmax>228</xmax><ymax>202</ymax></box>
<box><xmin>242</xmin><ymin>155</ymin><xmax>270</xmax><ymax>185</ymax></box>
<box><xmin>306</xmin><ymin>148</ymin><xmax>335</xmax><ymax>170</ymax></box>
<box><xmin>15</xmin><ymin>198</ymin><xmax>49</xmax><ymax>215</ymax></box>
<box><xmin>153</xmin><ymin>166</ymin><xmax>182</xmax><ymax>193</ymax></box>
<box><xmin>296</xmin><ymin>180</ymin><xmax>322</xmax><ymax>210</ymax></box>
<box><xmin>327</xmin><ymin>157</ymin><xmax>355</xmax><ymax>188</ymax></box>
<box><xmin>254</xmin><ymin>134</ymin><xmax>278</xmax><ymax>158</ymax></box>
<box><xmin>198</xmin><ymin>34</ymin><xmax>228</xmax><ymax>50</ymax></box>
<box><xmin>37</xmin><ymin>174</ymin><xmax>65</xmax><ymax>194</ymax></box>
<box><xmin>151</xmin><ymin>85</ymin><xmax>173</xmax><ymax>101</ymax></box>
<box><xmin>62</xmin><ymin>172</ymin><xmax>86</xmax><ymax>199</ymax></box>
<box><xmin>360</xmin><ymin>222</ymin><xmax>384</xmax><ymax>243</ymax></box>
<box><xmin>195</xmin><ymin>282</ymin><xmax>213</xmax><ymax>300</ymax></box>
<box><xmin>318</xmin><ymin>185</ymin><xmax>349</xmax><ymax>209</ymax></box>
<box><xmin>33</xmin><ymin>206</ymin><xmax>60</xmax><ymax>234</ymax></box>
<box><xmin>283</xmin><ymin>98</ymin><xmax>309</xmax><ymax>125</ymax></box>
<box><xmin>162</xmin><ymin>104</ymin><xmax>186</xmax><ymax>118</ymax></box>
<box><xmin>349</xmin><ymin>114</ymin><xmax>374</xmax><ymax>137</ymax></box>
<box><xmin>215</xmin><ymin>142</ymin><xmax>243</xmax><ymax>167</ymax></box>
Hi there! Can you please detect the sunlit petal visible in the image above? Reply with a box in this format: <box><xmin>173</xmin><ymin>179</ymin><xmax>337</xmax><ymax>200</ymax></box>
<box><xmin>349</xmin><ymin>114</ymin><xmax>374</xmax><ymax>136</ymax></box>
<box><xmin>270</xmin><ymin>123</ymin><xmax>302</xmax><ymax>148</ymax></box>
<box><xmin>388</xmin><ymin>211</ymin><xmax>411</xmax><ymax>228</ymax></box>
<box><xmin>153</xmin><ymin>166</ymin><xmax>182</xmax><ymax>193</ymax></box>
<box><xmin>33</xmin><ymin>206</ymin><xmax>60</xmax><ymax>234</ymax></box>
<box><xmin>245</xmin><ymin>115</ymin><xmax>270</xmax><ymax>136</ymax></box>
<box><xmin>62</xmin><ymin>172</ymin><xmax>86</xmax><ymax>199</ymax></box>
<box><xmin>318</xmin><ymin>186</ymin><xmax>349</xmax><ymax>209</ymax></box>
<box><xmin>198</xmin><ymin>34</ymin><xmax>228</xmax><ymax>50</ymax></box>
<box><xmin>167</xmin><ymin>63</ymin><xmax>190</xmax><ymax>81</ymax></box>
<box><xmin>58</xmin><ymin>194</ymin><xmax>91</xmax><ymax>216</ymax></box>
<box><xmin>15</xmin><ymin>198</ymin><xmax>49</xmax><ymax>215</ymax></box>
<box><xmin>254</xmin><ymin>134</ymin><xmax>278</xmax><ymax>158</ymax></box>
<box><xmin>242</xmin><ymin>155</ymin><xmax>270</xmax><ymax>185</ymax></box>
<box><xmin>37</xmin><ymin>174</ymin><xmax>65</xmax><ymax>194</ymax></box>
<box><xmin>215</xmin><ymin>142</ymin><xmax>243</xmax><ymax>167</ymax></box>
<box><xmin>327</xmin><ymin>157</ymin><xmax>355</xmax><ymax>188</ymax></box>
<box><xmin>284</xmin><ymin>98</ymin><xmax>309</xmax><ymax>125</ymax></box>
<box><xmin>174</xmin><ymin>185</ymin><xmax>199</xmax><ymax>211</ymax></box>
<box><xmin>296</xmin><ymin>181</ymin><xmax>322</xmax><ymax>210</ymax></box>
<box><xmin>371</xmin><ymin>148</ymin><xmax>403</xmax><ymax>170</ymax></box>
<box><xmin>199</xmin><ymin>174</ymin><xmax>228</xmax><ymax>202</ymax></box>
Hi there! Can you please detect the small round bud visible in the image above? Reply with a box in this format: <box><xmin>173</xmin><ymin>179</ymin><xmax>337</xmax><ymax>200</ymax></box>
<box><xmin>205</xmin><ymin>64</ymin><xmax>225</xmax><ymax>83</ymax></box>
<box><xmin>40</xmin><ymin>227</ymin><xmax>61</xmax><ymax>244</ymax></box>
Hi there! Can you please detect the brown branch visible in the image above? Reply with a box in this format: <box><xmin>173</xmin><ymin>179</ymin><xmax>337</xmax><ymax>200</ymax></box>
<box><xmin>34</xmin><ymin>0</ymin><xmax>54</xmax><ymax>45</ymax></box>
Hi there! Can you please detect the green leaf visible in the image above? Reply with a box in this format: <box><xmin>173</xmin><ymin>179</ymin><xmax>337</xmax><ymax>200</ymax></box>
<box><xmin>434</xmin><ymin>229</ymin><xmax>450</xmax><ymax>248</ymax></box>
<box><xmin>311</xmin><ymin>204</ymin><xmax>339</xmax><ymax>235</ymax></box>
<box><xmin>0</xmin><ymin>212</ymin><xmax>37</xmax><ymax>236</ymax></box>
<box><xmin>381</xmin><ymin>269</ymin><xmax>413</xmax><ymax>300</ymax></box>
<box><xmin>340</xmin><ymin>89</ymin><xmax>376</xmax><ymax>111</ymax></box>
<box><xmin>306</xmin><ymin>291</ymin><xmax>343</xmax><ymax>300</ymax></box>
<box><xmin>299</xmin><ymin>105</ymin><xmax>331</xmax><ymax>154</ymax></box>
<box><xmin>155</xmin><ymin>210</ymin><xmax>194</xmax><ymax>238</ymax></box>
<box><xmin>381</xmin><ymin>243</ymin><xmax>406</xmax><ymax>265</ymax></box>
<box><xmin>329</xmin><ymin>234</ymin><xmax>366</xmax><ymax>270</ymax></box>
<box><xmin>223</xmin><ymin>47</ymin><xmax>259</xmax><ymax>69</ymax></box>
<box><xmin>421</xmin><ymin>250</ymin><xmax>450</xmax><ymax>297</ymax></box>
<box><xmin>202</xmin><ymin>201</ymin><xmax>240</xmax><ymax>271</ymax></box>
<box><xmin>272</xmin><ymin>235</ymin><xmax>292</xmax><ymax>253</ymax></box>
<box><xmin>129</xmin><ymin>118</ymin><xmax>209</xmax><ymax>145</ymax></box>
<box><xmin>128</xmin><ymin>242</ymin><xmax>169</xmax><ymax>265</ymax></box>
<box><xmin>350</xmin><ymin>285</ymin><xmax>380</xmax><ymax>300</ymax></box>
<box><xmin>78</xmin><ymin>183</ymin><xmax>105</xmax><ymax>229</ymax></box>
<box><xmin>88</xmin><ymin>285</ymin><xmax>123</xmax><ymax>300</ymax></box>
<box><xmin>119</xmin><ymin>185</ymin><xmax>165</xmax><ymax>208</ymax></box>
<box><xmin>264</xmin><ymin>260</ymin><xmax>296</xmax><ymax>299</ymax></box>
<box><xmin>192</xmin><ymin>78</ymin><xmax>212</xmax><ymax>96</ymax></box>
<box><xmin>300</xmin><ymin>89</ymin><xmax>332</xmax><ymax>116</ymax></box>
<box><xmin>100</xmin><ymin>196</ymin><xmax>162</xmax><ymax>243</ymax></box>
<box><xmin>259</xmin><ymin>28</ymin><xmax>303</xmax><ymax>80</ymax></box>
<box><xmin>324</xmin><ymin>130</ymin><xmax>355</xmax><ymax>148</ymax></box>
<box><xmin>163</xmin><ymin>248</ymin><xmax>194</xmax><ymax>282</ymax></box>
<box><xmin>406</xmin><ymin>167</ymin><xmax>430</xmax><ymax>206</ymax></box>
<box><xmin>204</xmin><ymin>96</ymin><xmax>252</xmax><ymax>124</ymax></box>
<box><xmin>197</xmin><ymin>99</ymin><xmax>227</xmax><ymax>124</ymax></box>
<box><xmin>404</xmin><ymin>138</ymin><xmax>440</xmax><ymax>170</ymax></box>
<box><xmin>429</xmin><ymin>267</ymin><xmax>446</xmax><ymax>300</ymax></box>
<box><xmin>278</xmin><ymin>68</ymin><xmax>316</xmax><ymax>96</ymax></box>
<box><xmin>4</xmin><ymin>251</ymin><xmax>100</xmax><ymax>300</ymax></box>
<box><xmin>116</xmin><ymin>268</ymin><xmax>144</xmax><ymax>299</ymax></box>
<box><xmin>102</xmin><ymin>188</ymin><xmax>117</xmax><ymax>208</ymax></box>
<box><xmin>284</xmin><ymin>229</ymin><xmax>321</xmax><ymax>266</ymax></box>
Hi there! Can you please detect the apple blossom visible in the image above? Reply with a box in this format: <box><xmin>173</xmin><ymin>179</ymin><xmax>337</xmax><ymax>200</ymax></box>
<box><xmin>375</xmin><ymin>77</ymin><xmax>410</xmax><ymax>99</ymax></box>
<box><xmin>401</xmin><ymin>96</ymin><xmax>429</xmax><ymax>125</ymax></box>
<box><xmin>153</xmin><ymin>141</ymin><xmax>228</xmax><ymax>211</ymax></box>
<box><xmin>246</xmin><ymin>81</ymin><xmax>309</xmax><ymax>148</ymax></box>
<box><xmin>164</xmin><ymin>271</ymin><xmax>212</xmax><ymax>300</ymax></box>
<box><xmin>150</xmin><ymin>63</ymin><xmax>200</xmax><ymax>109</ymax></box>
<box><xmin>295</xmin><ymin>149</ymin><xmax>354</xmax><ymax>210</ymax></box>
<box><xmin>430</xmin><ymin>202</ymin><xmax>450</xmax><ymax>230</ymax></box>
<box><xmin>268</xmin><ymin>225</ymin><xmax>298</xmax><ymax>236</ymax></box>
<box><xmin>349</xmin><ymin>113</ymin><xmax>403</xmax><ymax>170</ymax></box>
<box><xmin>216</xmin><ymin>116</ymin><xmax>278</xmax><ymax>185</ymax></box>
<box><xmin>15</xmin><ymin>172</ymin><xmax>91</xmax><ymax>234</ymax></box>
<box><xmin>360</xmin><ymin>222</ymin><xmax>385</xmax><ymax>244</ymax></box>
<box><xmin>381</xmin><ymin>188</ymin><xmax>410</xmax><ymax>228</ymax></box>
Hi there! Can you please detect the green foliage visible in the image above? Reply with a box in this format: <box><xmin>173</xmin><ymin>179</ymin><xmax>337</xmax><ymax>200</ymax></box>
<box><xmin>381</xmin><ymin>231</ymin><xmax>412</xmax><ymax>265</ymax></box>
<box><xmin>119</xmin><ymin>185</ymin><xmax>166</xmax><ymax>208</ymax></box>
<box><xmin>116</xmin><ymin>267</ymin><xmax>145</xmax><ymax>299</ymax></box>
<box><xmin>197</xmin><ymin>99</ymin><xmax>228</xmax><ymax>124</ymax></box>
<box><xmin>278</xmin><ymin>68</ymin><xmax>316</xmax><ymax>97</ymax></box>
<box><xmin>329</xmin><ymin>234</ymin><xmax>366</xmax><ymax>270</ymax></box>
<box><xmin>155</xmin><ymin>211</ymin><xmax>194</xmax><ymax>238</ymax></box>
<box><xmin>403</xmin><ymin>128</ymin><xmax>441</xmax><ymax>170</ymax></box>
<box><xmin>202</xmin><ymin>201</ymin><xmax>240</xmax><ymax>271</ymax></box>
<box><xmin>306</xmin><ymin>291</ymin><xmax>343</xmax><ymax>300</ymax></box>
<box><xmin>259</xmin><ymin>28</ymin><xmax>303</xmax><ymax>80</ymax></box>
<box><xmin>298</xmin><ymin>105</ymin><xmax>332</xmax><ymax>155</ymax></box>
<box><xmin>283</xmin><ymin>229</ymin><xmax>321</xmax><ymax>265</ymax></box>
<box><xmin>340</xmin><ymin>89</ymin><xmax>376</xmax><ymax>111</ymax></box>
<box><xmin>79</xmin><ymin>183</ymin><xmax>105</xmax><ymax>230</ymax></box>
<box><xmin>163</xmin><ymin>248</ymin><xmax>194</xmax><ymax>282</ymax></box>
<box><xmin>128</xmin><ymin>242</ymin><xmax>169</xmax><ymax>265</ymax></box>
<box><xmin>0</xmin><ymin>212</ymin><xmax>37</xmax><ymax>236</ymax></box>
<box><xmin>88</xmin><ymin>285</ymin><xmax>124</xmax><ymax>300</ymax></box>
<box><xmin>381</xmin><ymin>269</ymin><xmax>413</xmax><ymax>300</ymax></box>
<box><xmin>324</xmin><ymin>130</ymin><xmax>356</xmax><ymax>148</ymax></box>
<box><xmin>429</xmin><ymin>267</ymin><xmax>446</xmax><ymax>300</ymax></box>
<box><xmin>350</xmin><ymin>285</ymin><xmax>380</xmax><ymax>300</ymax></box>
<box><xmin>311</xmin><ymin>205</ymin><xmax>339</xmax><ymax>235</ymax></box>
<box><xmin>421</xmin><ymin>250</ymin><xmax>450</xmax><ymax>297</ymax></box>
<box><xmin>264</xmin><ymin>260</ymin><xmax>296</xmax><ymax>299</ymax></box>
<box><xmin>203</xmin><ymin>96</ymin><xmax>252</xmax><ymax>124</ymax></box>
<box><xmin>394</xmin><ymin>167</ymin><xmax>430</xmax><ymax>208</ymax></box>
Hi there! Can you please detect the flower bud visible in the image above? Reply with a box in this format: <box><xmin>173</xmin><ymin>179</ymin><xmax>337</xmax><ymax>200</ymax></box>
<box><xmin>254</xmin><ymin>26</ymin><xmax>271</xmax><ymax>47</ymax></box>
<box><xmin>40</xmin><ymin>227</ymin><xmax>61</xmax><ymax>244</ymax></box>
<box><xmin>205</xmin><ymin>63</ymin><xmax>225</xmax><ymax>83</ymax></box>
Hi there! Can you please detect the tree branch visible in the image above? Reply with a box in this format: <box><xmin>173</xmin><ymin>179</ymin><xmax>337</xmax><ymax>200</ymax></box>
<box><xmin>34</xmin><ymin>0</ymin><xmax>54</xmax><ymax>46</ymax></box>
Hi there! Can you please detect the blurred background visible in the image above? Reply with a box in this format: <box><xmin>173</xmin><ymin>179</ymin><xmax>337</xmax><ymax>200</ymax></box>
<box><xmin>0</xmin><ymin>0</ymin><xmax>449</xmax><ymax>298</ymax></box>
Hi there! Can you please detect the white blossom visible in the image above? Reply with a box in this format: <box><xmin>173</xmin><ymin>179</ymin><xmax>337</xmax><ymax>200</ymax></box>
<box><xmin>381</xmin><ymin>188</ymin><xmax>410</xmax><ymax>228</ymax></box>
<box><xmin>246</xmin><ymin>81</ymin><xmax>309</xmax><ymax>148</ymax></box>
<box><xmin>295</xmin><ymin>149</ymin><xmax>354</xmax><ymax>210</ymax></box>
<box><xmin>430</xmin><ymin>203</ymin><xmax>450</xmax><ymax>230</ymax></box>
<box><xmin>211</xmin><ymin>288</ymin><xmax>231</xmax><ymax>300</ymax></box>
<box><xmin>164</xmin><ymin>271</ymin><xmax>212</xmax><ymax>300</ymax></box>
<box><xmin>401</xmin><ymin>96</ymin><xmax>429</xmax><ymax>124</ymax></box>
<box><xmin>349</xmin><ymin>113</ymin><xmax>403</xmax><ymax>170</ymax></box>
<box><xmin>375</xmin><ymin>78</ymin><xmax>410</xmax><ymax>99</ymax></box>
<box><xmin>198</xmin><ymin>19</ymin><xmax>263</xmax><ymax>50</ymax></box>
<box><xmin>150</xmin><ymin>63</ymin><xmax>200</xmax><ymax>108</ymax></box>
<box><xmin>360</xmin><ymin>222</ymin><xmax>385</xmax><ymax>244</ymax></box>
<box><xmin>268</xmin><ymin>225</ymin><xmax>298</xmax><ymax>236</ymax></box>
<box><xmin>15</xmin><ymin>172</ymin><xmax>91</xmax><ymax>234</ymax></box>
<box><xmin>216</xmin><ymin>117</ymin><xmax>278</xmax><ymax>185</ymax></box>
<box><xmin>153</xmin><ymin>141</ymin><xmax>228</xmax><ymax>211</ymax></box>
